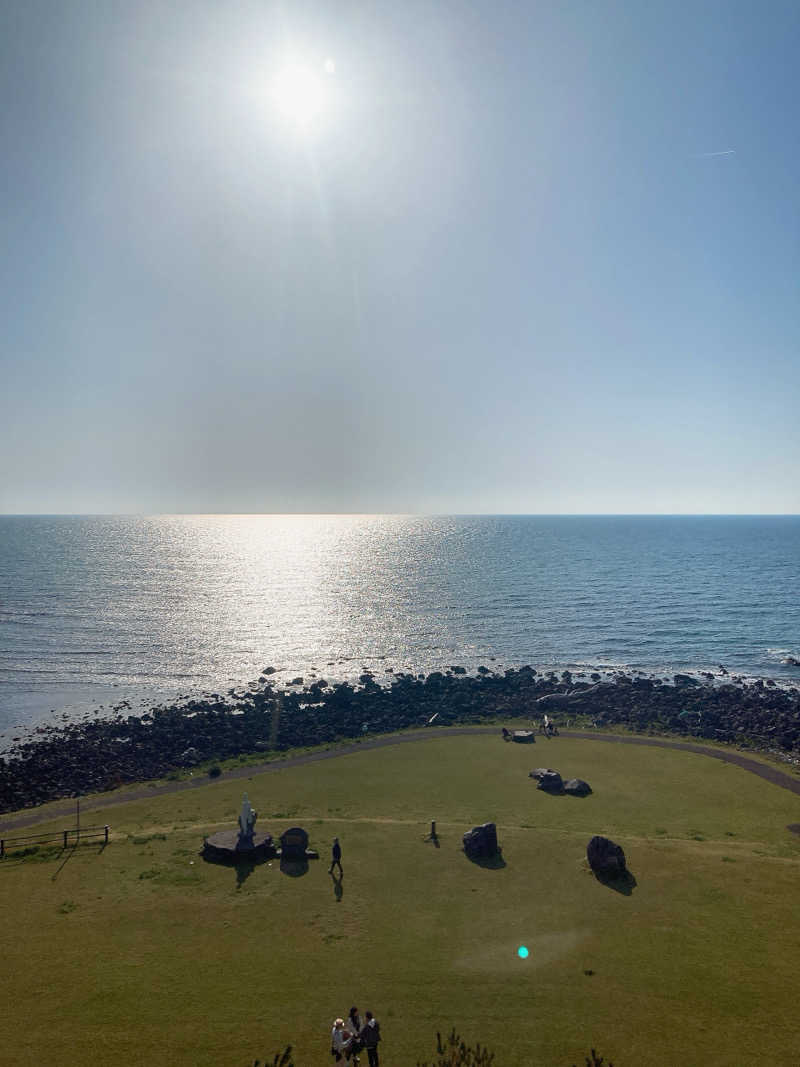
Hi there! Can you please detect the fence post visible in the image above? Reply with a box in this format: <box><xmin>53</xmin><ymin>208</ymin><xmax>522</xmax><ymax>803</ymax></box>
<box><xmin>104</xmin><ymin>825</ymin><xmax>109</xmax><ymax>845</ymax></box>
<box><xmin>63</xmin><ymin>829</ymin><xmax>68</xmax><ymax>849</ymax></box>
<box><xmin>1</xmin><ymin>838</ymin><xmax>4</xmax><ymax>859</ymax></box>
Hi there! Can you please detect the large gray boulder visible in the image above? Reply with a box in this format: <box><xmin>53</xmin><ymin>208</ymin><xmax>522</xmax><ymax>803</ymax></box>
<box><xmin>527</xmin><ymin>767</ymin><xmax>564</xmax><ymax>793</ymax></box>
<box><xmin>564</xmin><ymin>778</ymin><xmax>592</xmax><ymax>796</ymax></box>
<box><xmin>279</xmin><ymin>826</ymin><xmax>309</xmax><ymax>860</ymax></box>
<box><xmin>463</xmin><ymin>822</ymin><xmax>499</xmax><ymax>859</ymax></box>
<box><xmin>537</xmin><ymin>770</ymin><xmax>564</xmax><ymax>793</ymax></box>
<box><xmin>511</xmin><ymin>730</ymin><xmax>536</xmax><ymax>743</ymax></box>
<box><xmin>587</xmin><ymin>835</ymin><xmax>626</xmax><ymax>875</ymax></box>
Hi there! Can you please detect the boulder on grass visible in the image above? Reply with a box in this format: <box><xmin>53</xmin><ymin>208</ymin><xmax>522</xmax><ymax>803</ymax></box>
<box><xmin>279</xmin><ymin>827</ymin><xmax>310</xmax><ymax>861</ymax></box>
<box><xmin>564</xmin><ymin>778</ymin><xmax>592</xmax><ymax>796</ymax></box>
<box><xmin>463</xmin><ymin>822</ymin><xmax>499</xmax><ymax>859</ymax></box>
<box><xmin>537</xmin><ymin>770</ymin><xmax>564</xmax><ymax>793</ymax></box>
<box><xmin>587</xmin><ymin>835</ymin><xmax>626</xmax><ymax>876</ymax></box>
<box><xmin>529</xmin><ymin>767</ymin><xmax>558</xmax><ymax>780</ymax></box>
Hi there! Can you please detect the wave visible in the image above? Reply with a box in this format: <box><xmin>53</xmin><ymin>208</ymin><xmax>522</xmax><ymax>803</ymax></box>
<box><xmin>766</xmin><ymin>648</ymin><xmax>799</xmax><ymax>663</ymax></box>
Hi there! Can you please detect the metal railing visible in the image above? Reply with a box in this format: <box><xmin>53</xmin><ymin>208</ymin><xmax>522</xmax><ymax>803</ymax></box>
<box><xmin>0</xmin><ymin>824</ymin><xmax>110</xmax><ymax>858</ymax></box>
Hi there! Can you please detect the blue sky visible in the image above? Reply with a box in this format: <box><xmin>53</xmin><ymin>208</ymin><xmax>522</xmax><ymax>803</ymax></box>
<box><xmin>1</xmin><ymin>1</ymin><xmax>798</xmax><ymax>513</ymax></box>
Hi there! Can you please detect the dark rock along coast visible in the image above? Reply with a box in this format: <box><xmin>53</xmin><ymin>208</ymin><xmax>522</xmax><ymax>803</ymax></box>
<box><xmin>2</xmin><ymin>665</ymin><xmax>800</xmax><ymax>814</ymax></box>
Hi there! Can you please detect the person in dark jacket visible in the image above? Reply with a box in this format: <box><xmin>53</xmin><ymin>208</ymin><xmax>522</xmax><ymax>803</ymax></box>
<box><xmin>329</xmin><ymin>836</ymin><xmax>343</xmax><ymax>875</ymax></box>
<box><xmin>347</xmin><ymin>1006</ymin><xmax>363</xmax><ymax>1063</ymax></box>
<box><xmin>359</xmin><ymin>1011</ymin><xmax>381</xmax><ymax>1066</ymax></box>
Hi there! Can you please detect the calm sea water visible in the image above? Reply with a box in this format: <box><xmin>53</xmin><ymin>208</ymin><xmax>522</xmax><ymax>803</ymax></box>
<box><xmin>1</xmin><ymin>515</ymin><xmax>798</xmax><ymax>738</ymax></box>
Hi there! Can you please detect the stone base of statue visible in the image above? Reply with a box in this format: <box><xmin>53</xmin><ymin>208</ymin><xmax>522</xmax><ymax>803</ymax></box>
<box><xmin>202</xmin><ymin>829</ymin><xmax>275</xmax><ymax>864</ymax></box>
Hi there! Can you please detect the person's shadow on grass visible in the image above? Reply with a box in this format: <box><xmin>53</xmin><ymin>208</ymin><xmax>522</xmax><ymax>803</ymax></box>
<box><xmin>330</xmin><ymin>870</ymin><xmax>343</xmax><ymax>901</ymax></box>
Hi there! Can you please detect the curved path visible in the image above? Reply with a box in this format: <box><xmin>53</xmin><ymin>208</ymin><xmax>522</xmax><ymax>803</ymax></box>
<box><xmin>2</xmin><ymin>727</ymin><xmax>800</xmax><ymax>832</ymax></box>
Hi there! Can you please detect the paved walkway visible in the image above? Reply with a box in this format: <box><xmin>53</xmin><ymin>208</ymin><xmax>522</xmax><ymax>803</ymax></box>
<box><xmin>2</xmin><ymin>727</ymin><xmax>800</xmax><ymax>832</ymax></box>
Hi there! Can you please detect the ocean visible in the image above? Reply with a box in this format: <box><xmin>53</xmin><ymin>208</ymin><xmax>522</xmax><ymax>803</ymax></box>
<box><xmin>1</xmin><ymin>515</ymin><xmax>798</xmax><ymax>740</ymax></box>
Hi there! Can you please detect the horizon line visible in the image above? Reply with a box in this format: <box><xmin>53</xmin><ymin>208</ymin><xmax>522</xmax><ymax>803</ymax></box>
<box><xmin>2</xmin><ymin>512</ymin><xmax>799</xmax><ymax>519</ymax></box>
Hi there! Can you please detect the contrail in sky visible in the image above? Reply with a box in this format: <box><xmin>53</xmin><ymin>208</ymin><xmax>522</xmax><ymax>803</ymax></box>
<box><xmin>695</xmin><ymin>149</ymin><xmax>736</xmax><ymax>157</ymax></box>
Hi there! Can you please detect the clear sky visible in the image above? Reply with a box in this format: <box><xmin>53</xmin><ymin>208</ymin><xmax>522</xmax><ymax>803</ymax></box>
<box><xmin>1</xmin><ymin>1</ymin><xmax>798</xmax><ymax>514</ymax></box>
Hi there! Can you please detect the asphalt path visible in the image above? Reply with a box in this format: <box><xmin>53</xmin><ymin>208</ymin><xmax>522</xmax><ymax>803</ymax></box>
<box><xmin>2</xmin><ymin>727</ymin><xmax>800</xmax><ymax>833</ymax></box>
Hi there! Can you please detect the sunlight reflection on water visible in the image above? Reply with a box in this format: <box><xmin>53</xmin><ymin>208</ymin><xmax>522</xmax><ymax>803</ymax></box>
<box><xmin>1</xmin><ymin>514</ymin><xmax>799</xmax><ymax>731</ymax></box>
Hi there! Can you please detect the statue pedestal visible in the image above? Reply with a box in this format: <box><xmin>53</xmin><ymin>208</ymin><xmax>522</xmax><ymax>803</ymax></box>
<box><xmin>202</xmin><ymin>829</ymin><xmax>275</xmax><ymax>864</ymax></box>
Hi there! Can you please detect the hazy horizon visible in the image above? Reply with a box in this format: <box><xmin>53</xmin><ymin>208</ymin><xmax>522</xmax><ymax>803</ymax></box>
<box><xmin>2</xmin><ymin>2</ymin><xmax>799</xmax><ymax>515</ymax></box>
<box><xmin>3</xmin><ymin>511</ymin><xmax>799</xmax><ymax>518</ymax></box>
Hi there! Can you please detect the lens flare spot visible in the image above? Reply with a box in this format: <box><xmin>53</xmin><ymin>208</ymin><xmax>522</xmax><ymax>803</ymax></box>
<box><xmin>518</xmin><ymin>945</ymin><xmax>529</xmax><ymax>959</ymax></box>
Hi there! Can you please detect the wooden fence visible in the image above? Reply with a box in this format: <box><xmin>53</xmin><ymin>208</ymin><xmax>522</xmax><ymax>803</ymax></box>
<box><xmin>0</xmin><ymin>824</ymin><xmax>110</xmax><ymax>858</ymax></box>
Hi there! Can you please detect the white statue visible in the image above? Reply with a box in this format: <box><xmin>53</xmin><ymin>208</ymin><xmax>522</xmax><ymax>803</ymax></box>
<box><xmin>238</xmin><ymin>793</ymin><xmax>257</xmax><ymax>841</ymax></box>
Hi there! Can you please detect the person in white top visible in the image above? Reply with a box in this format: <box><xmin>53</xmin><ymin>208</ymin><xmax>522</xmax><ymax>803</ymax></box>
<box><xmin>331</xmin><ymin>1018</ymin><xmax>354</xmax><ymax>1063</ymax></box>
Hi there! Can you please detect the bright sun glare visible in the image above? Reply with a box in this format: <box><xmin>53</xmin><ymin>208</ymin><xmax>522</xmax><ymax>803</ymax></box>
<box><xmin>271</xmin><ymin>61</ymin><xmax>332</xmax><ymax>125</ymax></box>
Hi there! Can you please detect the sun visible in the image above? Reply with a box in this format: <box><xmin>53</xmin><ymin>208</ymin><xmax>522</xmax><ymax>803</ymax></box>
<box><xmin>271</xmin><ymin>62</ymin><xmax>329</xmax><ymax>126</ymax></box>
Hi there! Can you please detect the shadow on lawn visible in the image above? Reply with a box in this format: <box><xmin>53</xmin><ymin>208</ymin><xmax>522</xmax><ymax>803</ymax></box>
<box><xmin>330</xmin><ymin>871</ymin><xmax>343</xmax><ymax>901</ymax></box>
<box><xmin>280</xmin><ymin>856</ymin><xmax>309</xmax><ymax>877</ymax></box>
<box><xmin>50</xmin><ymin>839</ymin><xmax>107</xmax><ymax>882</ymax></box>
<box><xmin>465</xmin><ymin>851</ymin><xmax>507</xmax><ymax>870</ymax></box>
<box><xmin>594</xmin><ymin>868</ymin><xmax>637</xmax><ymax>895</ymax></box>
<box><xmin>236</xmin><ymin>856</ymin><xmax>256</xmax><ymax>889</ymax></box>
<box><xmin>201</xmin><ymin>849</ymin><xmax>268</xmax><ymax>889</ymax></box>
<box><xmin>0</xmin><ymin>839</ymin><xmax>107</xmax><ymax>881</ymax></box>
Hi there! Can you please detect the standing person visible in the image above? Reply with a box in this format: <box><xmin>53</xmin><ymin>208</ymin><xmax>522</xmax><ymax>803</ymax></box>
<box><xmin>347</xmin><ymin>1007</ymin><xmax>363</xmax><ymax>1063</ymax></box>
<box><xmin>332</xmin><ymin>1015</ymin><xmax>356</xmax><ymax>1058</ymax></box>
<box><xmin>331</xmin><ymin>1018</ymin><xmax>352</xmax><ymax>1062</ymax></box>
<box><xmin>359</xmin><ymin>1011</ymin><xmax>381</xmax><ymax>1067</ymax></box>
<box><xmin>329</xmin><ymin>836</ymin><xmax>343</xmax><ymax>876</ymax></box>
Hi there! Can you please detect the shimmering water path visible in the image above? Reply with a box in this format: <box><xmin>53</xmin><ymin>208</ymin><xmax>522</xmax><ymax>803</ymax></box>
<box><xmin>1</xmin><ymin>515</ymin><xmax>798</xmax><ymax>736</ymax></box>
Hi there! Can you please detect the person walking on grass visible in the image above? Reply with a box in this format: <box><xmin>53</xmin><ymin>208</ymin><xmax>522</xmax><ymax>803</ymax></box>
<box><xmin>329</xmin><ymin>836</ymin><xmax>343</xmax><ymax>876</ymax></box>
<box><xmin>359</xmin><ymin>1011</ymin><xmax>381</xmax><ymax>1067</ymax></box>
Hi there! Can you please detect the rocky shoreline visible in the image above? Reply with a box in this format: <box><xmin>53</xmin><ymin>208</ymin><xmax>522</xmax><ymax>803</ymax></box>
<box><xmin>2</xmin><ymin>665</ymin><xmax>799</xmax><ymax>814</ymax></box>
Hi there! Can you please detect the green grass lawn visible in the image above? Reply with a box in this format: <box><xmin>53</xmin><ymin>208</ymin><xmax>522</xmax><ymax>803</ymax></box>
<box><xmin>2</xmin><ymin>734</ymin><xmax>800</xmax><ymax>1065</ymax></box>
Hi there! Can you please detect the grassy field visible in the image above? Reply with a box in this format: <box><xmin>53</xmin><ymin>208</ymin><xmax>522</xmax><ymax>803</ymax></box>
<box><xmin>2</xmin><ymin>733</ymin><xmax>800</xmax><ymax>1065</ymax></box>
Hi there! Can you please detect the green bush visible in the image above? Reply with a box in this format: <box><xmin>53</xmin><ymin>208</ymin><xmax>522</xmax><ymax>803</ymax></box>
<box><xmin>572</xmin><ymin>1052</ymin><xmax>615</xmax><ymax>1067</ymax></box>
<box><xmin>417</xmin><ymin>1028</ymin><xmax>495</xmax><ymax>1066</ymax></box>
<box><xmin>253</xmin><ymin>1033</ymin><xmax>616</xmax><ymax>1065</ymax></box>
<box><xmin>252</xmin><ymin>1048</ymin><xmax>293</xmax><ymax>1067</ymax></box>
